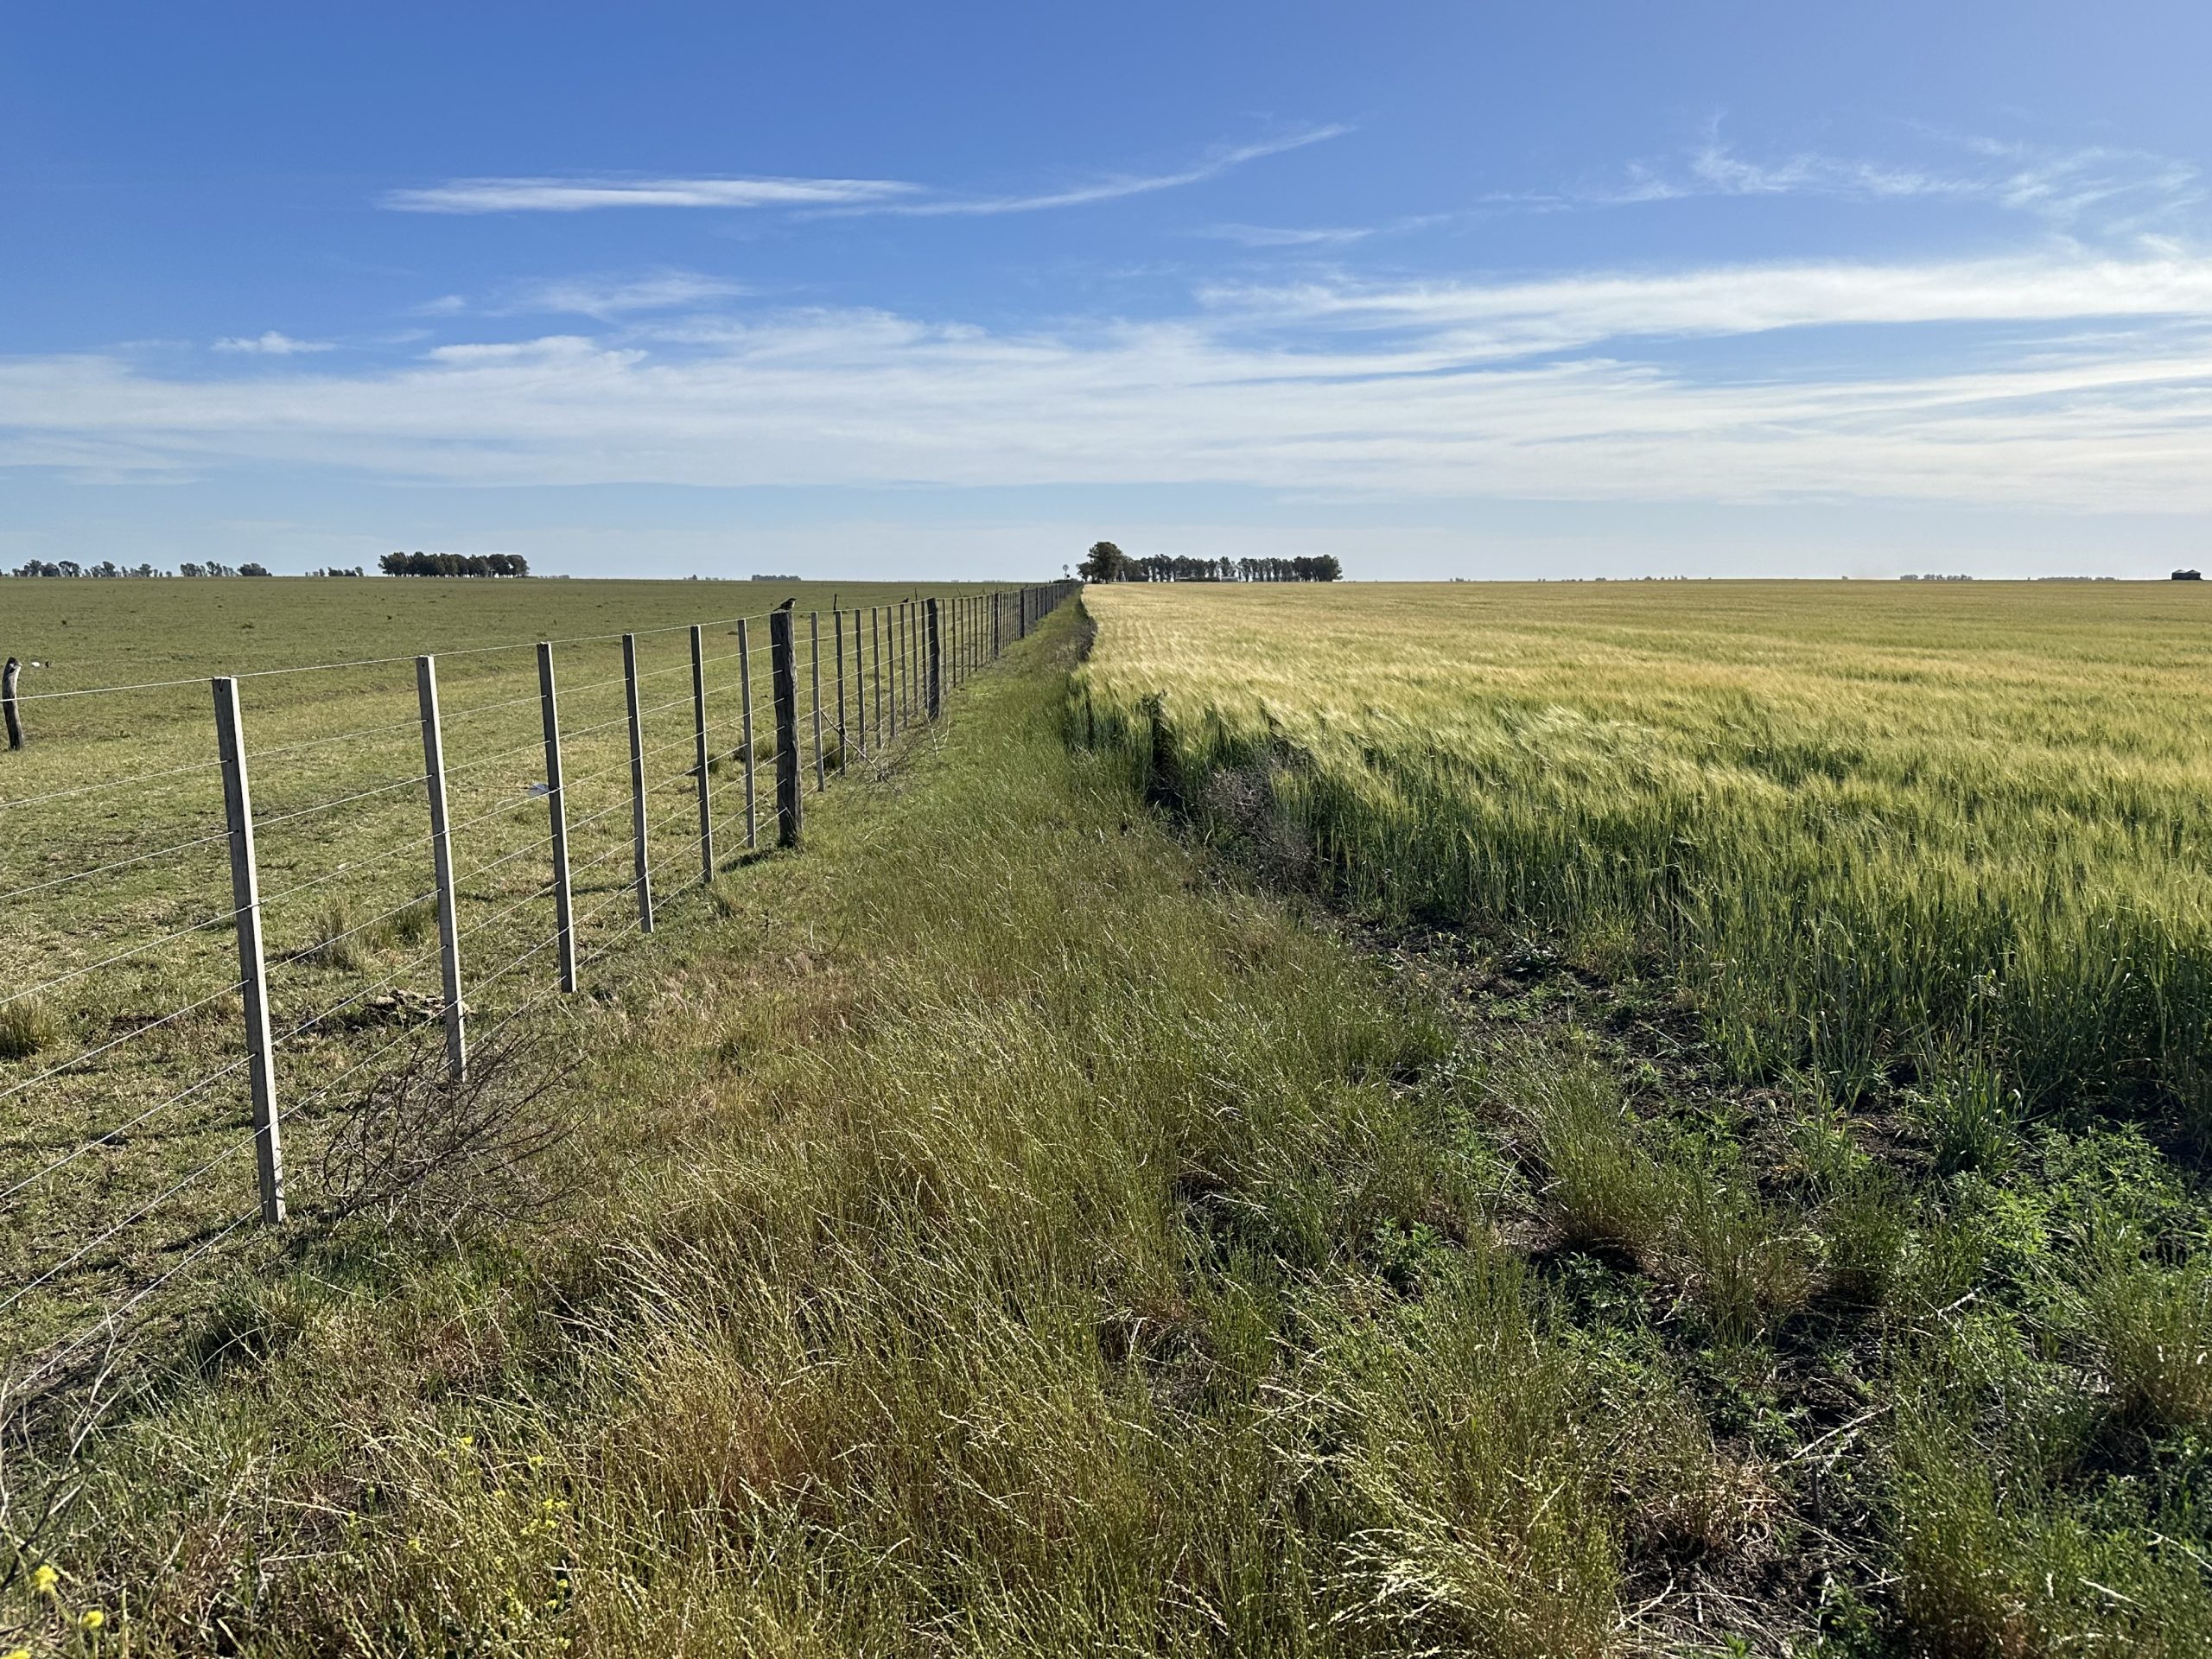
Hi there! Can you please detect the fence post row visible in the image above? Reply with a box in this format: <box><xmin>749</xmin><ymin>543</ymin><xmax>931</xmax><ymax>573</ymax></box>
<box><xmin>211</xmin><ymin>677</ymin><xmax>286</xmax><ymax>1224</ymax></box>
<box><xmin>690</xmin><ymin>625</ymin><xmax>714</xmax><ymax>885</ymax></box>
<box><xmin>737</xmin><ymin>619</ymin><xmax>758</xmax><ymax>849</ymax></box>
<box><xmin>416</xmin><ymin>656</ymin><xmax>467</xmax><ymax>1081</ymax></box>
<box><xmin>771</xmin><ymin>606</ymin><xmax>804</xmax><ymax>849</ymax></box>
<box><xmin>622</xmin><ymin>634</ymin><xmax>655</xmax><ymax>933</ymax></box>
<box><xmin>537</xmin><ymin>642</ymin><xmax>579</xmax><ymax>994</ymax></box>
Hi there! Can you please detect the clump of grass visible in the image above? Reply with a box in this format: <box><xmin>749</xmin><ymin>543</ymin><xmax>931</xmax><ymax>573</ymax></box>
<box><xmin>390</xmin><ymin>898</ymin><xmax>436</xmax><ymax>949</ymax></box>
<box><xmin>1895</xmin><ymin>1414</ymin><xmax>2212</xmax><ymax>1656</ymax></box>
<box><xmin>0</xmin><ymin>992</ymin><xmax>63</xmax><ymax>1060</ymax></box>
<box><xmin>301</xmin><ymin>899</ymin><xmax>371</xmax><ymax>969</ymax></box>
<box><xmin>1505</xmin><ymin>1046</ymin><xmax>1813</xmax><ymax>1342</ymax></box>
<box><xmin>300</xmin><ymin>898</ymin><xmax>416</xmax><ymax>969</ymax></box>
<box><xmin>1913</xmin><ymin>1052</ymin><xmax>2023</xmax><ymax>1176</ymax></box>
<box><xmin>2083</xmin><ymin>1256</ymin><xmax>2212</xmax><ymax>1430</ymax></box>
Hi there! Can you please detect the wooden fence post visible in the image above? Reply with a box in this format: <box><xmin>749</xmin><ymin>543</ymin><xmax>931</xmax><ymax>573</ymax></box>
<box><xmin>771</xmin><ymin>607</ymin><xmax>804</xmax><ymax>849</ymax></box>
<box><xmin>852</xmin><ymin>608</ymin><xmax>864</xmax><ymax>755</ymax></box>
<box><xmin>537</xmin><ymin>642</ymin><xmax>578</xmax><ymax>993</ymax></box>
<box><xmin>416</xmin><ymin>656</ymin><xmax>467</xmax><ymax>1080</ymax></box>
<box><xmin>926</xmin><ymin>598</ymin><xmax>943</xmax><ymax>721</ymax></box>
<box><xmin>623</xmin><ymin>633</ymin><xmax>655</xmax><ymax>933</ymax></box>
<box><xmin>690</xmin><ymin>624</ymin><xmax>714</xmax><ymax>883</ymax></box>
<box><xmin>211</xmin><ymin>677</ymin><xmax>284</xmax><ymax>1224</ymax></box>
<box><xmin>739</xmin><ymin>618</ymin><xmax>757</xmax><ymax>849</ymax></box>
<box><xmin>875</xmin><ymin>607</ymin><xmax>889</xmax><ymax>740</ymax></box>
<box><xmin>3</xmin><ymin>657</ymin><xmax>21</xmax><ymax>750</ymax></box>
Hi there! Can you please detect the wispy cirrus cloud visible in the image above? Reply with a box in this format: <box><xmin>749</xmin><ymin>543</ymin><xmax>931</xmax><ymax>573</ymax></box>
<box><xmin>1535</xmin><ymin>135</ymin><xmax>2206</xmax><ymax>236</ymax></box>
<box><xmin>381</xmin><ymin>175</ymin><xmax>917</xmax><ymax>213</ymax></box>
<box><xmin>1201</xmin><ymin>222</ymin><xmax>1378</xmax><ymax>248</ymax></box>
<box><xmin>381</xmin><ymin>126</ymin><xmax>1349</xmax><ymax>219</ymax></box>
<box><xmin>499</xmin><ymin>270</ymin><xmax>747</xmax><ymax>319</ymax></box>
<box><xmin>213</xmin><ymin>331</ymin><xmax>334</xmax><ymax>355</ymax></box>
<box><xmin>868</xmin><ymin>126</ymin><xmax>1351</xmax><ymax>217</ymax></box>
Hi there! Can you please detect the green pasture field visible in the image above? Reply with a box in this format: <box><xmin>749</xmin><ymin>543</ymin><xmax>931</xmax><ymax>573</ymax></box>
<box><xmin>0</xmin><ymin>575</ymin><xmax>995</xmax><ymax>1367</ymax></box>
<box><xmin>1079</xmin><ymin>579</ymin><xmax>2212</xmax><ymax>1652</ymax></box>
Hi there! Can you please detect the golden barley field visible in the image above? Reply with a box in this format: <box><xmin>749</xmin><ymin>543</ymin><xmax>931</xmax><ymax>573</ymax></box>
<box><xmin>1079</xmin><ymin>580</ymin><xmax>2212</xmax><ymax>1125</ymax></box>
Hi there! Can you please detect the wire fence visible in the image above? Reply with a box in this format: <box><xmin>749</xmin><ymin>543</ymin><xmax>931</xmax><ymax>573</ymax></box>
<box><xmin>0</xmin><ymin>582</ymin><xmax>1079</xmax><ymax>1401</ymax></box>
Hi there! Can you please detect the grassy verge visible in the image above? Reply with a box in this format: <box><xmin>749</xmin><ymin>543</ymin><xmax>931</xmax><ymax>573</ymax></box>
<box><xmin>24</xmin><ymin>598</ymin><xmax>2205</xmax><ymax>1656</ymax></box>
<box><xmin>0</xmin><ymin>603</ymin><xmax>1715</xmax><ymax>1656</ymax></box>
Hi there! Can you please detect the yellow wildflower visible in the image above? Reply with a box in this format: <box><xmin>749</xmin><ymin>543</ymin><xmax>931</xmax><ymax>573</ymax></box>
<box><xmin>79</xmin><ymin>1607</ymin><xmax>105</xmax><ymax>1630</ymax></box>
<box><xmin>32</xmin><ymin>1564</ymin><xmax>58</xmax><ymax>1594</ymax></box>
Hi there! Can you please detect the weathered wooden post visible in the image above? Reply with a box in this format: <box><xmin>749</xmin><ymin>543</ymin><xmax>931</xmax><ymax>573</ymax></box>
<box><xmin>851</xmin><ymin>608</ymin><xmax>864</xmax><ymax>755</ymax></box>
<box><xmin>211</xmin><ymin>677</ymin><xmax>284</xmax><ymax>1224</ymax></box>
<box><xmin>771</xmin><ymin>605</ymin><xmax>803</xmax><ymax>849</ymax></box>
<box><xmin>622</xmin><ymin>633</ymin><xmax>655</xmax><ymax>933</ymax></box>
<box><xmin>416</xmin><ymin>655</ymin><xmax>467</xmax><ymax>1080</ymax></box>
<box><xmin>926</xmin><ymin>598</ymin><xmax>944</xmax><ymax>721</ymax></box>
<box><xmin>690</xmin><ymin>624</ymin><xmax>714</xmax><ymax>883</ymax></box>
<box><xmin>737</xmin><ymin>619</ymin><xmax>757</xmax><ymax>849</ymax></box>
<box><xmin>537</xmin><ymin>642</ymin><xmax>578</xmax><ymax>993</ymax></box>
<box><xmin>2</xmin><ymin>657</ymin><xmax>21</xmax><ymax>750</ymax></box>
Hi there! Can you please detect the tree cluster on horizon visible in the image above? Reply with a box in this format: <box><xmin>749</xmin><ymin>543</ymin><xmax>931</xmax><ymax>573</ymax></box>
<box><xmin>378</xmin><ymin>550</ymin><xmax>532</xmax><ymax>578</ymax></box>
<box><xmin>1077</xmin><ymin>542</ymin><xmax>1341</xmax><ymax>583</ymax></box>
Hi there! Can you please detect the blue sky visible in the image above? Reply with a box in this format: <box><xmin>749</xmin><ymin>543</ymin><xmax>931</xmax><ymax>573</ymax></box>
<box><xmin>7</xmin><ymin>2</ymin><xmax>2212</xmax><ymax>579</ymax></box>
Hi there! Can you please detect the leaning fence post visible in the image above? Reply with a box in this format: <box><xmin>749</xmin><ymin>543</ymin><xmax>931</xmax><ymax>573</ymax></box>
<box><xmin>771</xmin><ymin>606</ymin><xmax>804</xmax><ymax>848</ymax></box>
<box><xmin>690</xmin><ymin>624</ymin><xmax>714</xmax><ymax>883</ymax></box>
<box><xmin>212</xmin><ymin>677</ymin><xmax>284</xmax><ymax>1224</ymax></box>
<box><xmin>623</xmin><ymin>633</ymin><xmax>655</xmax><ymax>933</ymax></box>
<box><xmin>738</xmin><ymin>619</ymin><xmax>758</xmax><ymax>849</ymax></box>
<box><xmin>2</xmin><ymin>657</ymin><xmax>21</xmax><ymax>751</ymax></box>
<box><xmin>810</xmin><ymin>611</ymin><xmax>825</xmax><ymax>791</ymax></box>
<box><xmin>416</xmin><ymin>656</ymin><xmax>467</xmax><ymax>1081</ymax></box>
<box><xmin>926</xmin><ymin>598</ymin><xmax>944</xmax><ymax>720</ymax></box>
<box><xmin>537</xmin><ymin>642</ymin><xmax>578</xmax><ymax>993</ymax></box>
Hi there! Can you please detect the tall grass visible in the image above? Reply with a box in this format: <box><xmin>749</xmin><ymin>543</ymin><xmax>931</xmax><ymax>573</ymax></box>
<box><xmin>1077</xmin><ymin>582</ymin><xmax>2212</xmax><ymax>1134</ymax></box>
<box><xmin>8</xmin><ymin>607</ymin><xmax>1760</xmax><ymax>1656</ymax></box>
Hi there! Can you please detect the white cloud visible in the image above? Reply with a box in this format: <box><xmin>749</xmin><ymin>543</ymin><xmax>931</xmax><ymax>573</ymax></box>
<box><xmin>1202</xmin><ymin>223</ymin><xmax>1377</xmax><ymax>248</ymax></box>
<box><xmin>382</xmin><ymin>175</ymin><xmax>917</xmax><ymax>213</ymax></box>
<box><xmin>499</xmin><ymin>271</ymin><xmax>747</xmax><ymax>319</ymax></box>
<box><xmin>213</xmin><ymin>331</ymin><xmax>334</xmax><ymax>355</ymax></box>
<box><xmin>867</xmin><ymin>126</ymin><xmax>1351</xmax><ymax>217</ymax></box>
<box><xmin>381</xmin><ymin>126</ymin><xmax>1349</xmax><ymax>220</ymax></box>
<box><xmin>15</xmin><ymin>250</ymin><xmax>2212</xmax><ymax>512</ymax></box>
<box><xmin>1551</xmin><ymin>137</ymin><xmax>2205</xmax><ymax>235</ymax></box>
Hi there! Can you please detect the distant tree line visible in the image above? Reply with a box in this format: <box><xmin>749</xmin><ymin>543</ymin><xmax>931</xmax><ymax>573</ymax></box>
<box><xmin>7</xmin><ymin>560</ymin><xmax>279</xmax><ymax>577</ymax></box>
<box><xmin>1077</xmin><ymin>542</ymin><xmax>1341</xmax><ymax>583</ymax></box>
<box><xmin>378</xmin><ymin>550</ymin><xmax>531</xmax><ymax>578</ymax></box>
<box><xmin>5</xmin><ymin>561</ymin><xmax>375</xmax><ymax>578</ymax></box>
<box><xmin>8</xmin><ymin>560</ymin><xmax>168</xmax><ymax>578</ymax></box>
